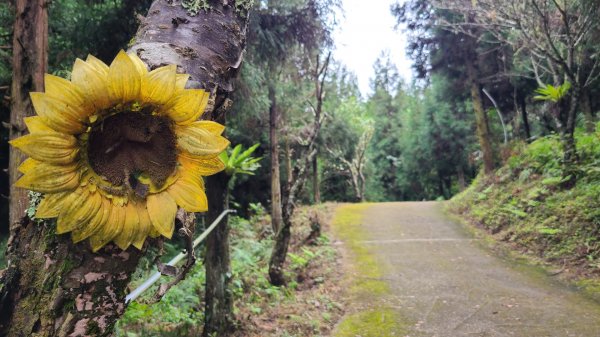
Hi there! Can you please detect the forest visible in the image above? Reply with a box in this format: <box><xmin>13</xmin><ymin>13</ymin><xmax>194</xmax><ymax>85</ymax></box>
<box><xmin>0</xmin><ymin>0</ymin><xmax>599</xmax><ymax>336</ymax></box>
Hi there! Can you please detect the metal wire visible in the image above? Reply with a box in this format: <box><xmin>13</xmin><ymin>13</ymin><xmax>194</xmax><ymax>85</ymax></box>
<box><xmin>125</xmin><ymin>209</ymin><xmax>236</xmax><ymax>303</ymax></box>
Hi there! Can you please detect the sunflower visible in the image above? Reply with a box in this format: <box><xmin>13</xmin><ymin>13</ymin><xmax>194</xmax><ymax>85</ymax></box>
<box><xmin>10</xmin><ymin>50</ymin><xmax>229</xmax><ymax>252</ymax></box>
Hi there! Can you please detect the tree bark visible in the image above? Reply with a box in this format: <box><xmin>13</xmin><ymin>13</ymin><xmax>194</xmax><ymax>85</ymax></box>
<box><xmin>519</xmin><ymin>94</ymin><xmax>531</xmax><ymax>141</ymax></box>
<box><xmin>8</xmin><ymin>0</ymin><xmax>47</xmax><ymax>232</ymax></box>
<box><xmin>581</xmin><ymin>88</ymin><xmax>595</xmax><ymax>133</ymax></box>
<box><xmin>269</xmin><ymin>83</ymin><xmax>283</xmax><ymax>234</ymax></box>
<box><xmin>466</xmin><ymin>58</ymin><xmax>494</xmax><ymax>175</ymax></box>
<box><xmin>203</xmin><ymin>172</ymin><xmax>233</xmax><ymax>337</ymax></box>
<box><xmin>560</xmin><ymin>89</ymin><xmax>580</xmax><ymax>188</ymax></box>
<box><xmin>457</xmin><ymin>164</ymin><xmax>466</xmax><ymax>192</ymax></box>
<box><xmin>312</xmin><ymin>157</ymin><xmax>320</xmax><ymax>204</ymax></box>
<box><xmin>1</xmin><ymin>1</ymin><xmax>249</xmax><ymax>336</ymax></box>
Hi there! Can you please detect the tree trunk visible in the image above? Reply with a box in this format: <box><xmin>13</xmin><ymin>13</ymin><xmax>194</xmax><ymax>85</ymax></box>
<box><xmin>1</xmin><ymin>2</ymin><xmax>249</xmax><ymax>336</ymax></box>
<box><xmin>457</xmin><ymin>164</ymin><xmax>466</xmax><ymax>192</ymax></box>
<box><xmin>466</xmin><ymin>59</ymin><xmax>494</xmax><ymax>175</ymax></box>
<box><xmin>268</xmin><ymin>204</ymin><xmax>292</xmax><ymax>286</ymax></box>
<box><xmin>519</xmin><ymin>94</ymin><xmax>532</xmax><ymax>141</ymax></box>
<box><xmin>269</xmin><ymin>84</ymin><xmax>283</xmax><ymax>234</ymax></box>
<box><xmin>283</xmin><ymin>111</ymin><xmax>293</xmax><ymax>186</ymax></box>
<box><xmin>581</xmin><ymin>89</ymin><xmax>595</xmax><ymax>133</ymax></box>
<box><xmin>560</xmin><ymin>89</ymin><xmax>580</xmax><ymax>188</ymax></box>
<box><xmin>8</xmin><ymin>0</ymin><xmax>47</xmax><ymax>232</ymax></box>
<box><xmin>312</xmin><ymin>157</ymin><xmax>320</xmax><ymax>204</ymax></box>
<box><xmin>268</xmin><ymin>53</ymin><xmax>327</xmax><ymax>286</ymax></box>
<box><xmin>203</xmin><ymin>172</ymin><xmax>233</xmax><ymax>337</ymax></box>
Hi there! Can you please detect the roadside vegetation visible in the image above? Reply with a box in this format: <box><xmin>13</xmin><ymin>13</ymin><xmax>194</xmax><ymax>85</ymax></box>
<box><xmin>116</xmin><ymin>204</ymin><xmax>346</xmax><ymax>337</ymax></box>
<box><xmin>450</xmin><ymin>126</ymin><xmax>600</xmax><ymax>297</ymax></box>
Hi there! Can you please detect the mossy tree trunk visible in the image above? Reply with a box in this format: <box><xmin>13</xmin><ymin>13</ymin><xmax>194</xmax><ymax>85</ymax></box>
<box><xmin>466</xmin><ymin>53</ymin><xmax>494</xmax><ymax>175</ymax></box>
<box><xmin>203</xmin><ymin>171</ymin><xmax>234</xmax><ymax>337</ymax></box>
<box><xmin>1</xmin><ymin>1</ymin><xmax>248</xmax><ymax>336</ymax></box>
<box><xmin>8</xmin><ymin>0</ymin><xmax>47</xmax><ymax>233</ymax></box>
<box><xmin>269</xmin><ymin>83</ymin><xmax>284</xmax><ymax>235</ymax></box>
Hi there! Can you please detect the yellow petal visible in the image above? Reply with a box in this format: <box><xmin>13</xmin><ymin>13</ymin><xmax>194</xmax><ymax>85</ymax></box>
<box><xmin>128</xmin><ymin>52</ymin><xmax>148</xmax><ymax>77</ymax></box>
<box><xmin>85</xmin><ymin>54</ymin><xmax>109</xmax><ymax>75</ymax></box>
<box><xmin>114</xmin><ymin>202</ymin><xmax>139</xmax><ymax>250</ymax></box>
<box><xmin>179</xmin><ymin>154</ymin><xmax>225</xmax><ymax>176</ymax></box>
<box><xmin>17</xmin><ymin>158</ymin><xmax>40</xmax><ymax>174</ymax></box>
<box><xmin>30</xmin><ymin>92</ymin><xmax>86</xmax><ymax>134</ymax></box>
<box><xmin>148</xmin><ymin>229</ymin><xmax>161</xmax><ymax>238</ymax></box>
<box><xmin>108</xmin><ymin>50</ymin><xmax>141</xmax><ymax>103</ymax></box>
<box><xmin>167</xmin><ymin>175</ymin><xmax>207</xmax><ymax>213</ymax></box>
<box><xmin>89</xmin><ymin>203</ymin><xmax>125</xmax><ymax>252</ymax></box>
<box><xmin>36</xmin><ymin>192</ymin><xmax>68</xmax><ymax>218</ymax></box>
<box><xmin>164</xmin><ymin>89</ymin><xmax>209</xmax><ymax>125</ymax></box>
<box><xmin>175</xmin><ymin>74</ymin><xmax>189</xmax><ymax>91</ymax></box>
<box><xmin>10</xmin><ymin>132</ymin><xmax>78</xmax><ymax>165</ymax></box>
<box><xmin>15</xmin><ymin>162</ymin><xmax>80</xmax><ymax>193</ymax></box>
<box><xmin>188</xmin><ymin>120</ymin><xmax>225</xmax><ymax>136</ymax></box>
<box><xmin>44</xmin><ymin>74</ymin><xmax>91</xmax><ymax>112</ymax></box>
<box><xmin>24</xmin><ymin>116</ymin><xmax>53</xmax><ymax>133</ymax></box>
<box><xmin>147</xmin><ymin>192</ymin><xmax>177</xmax><ymax>239</ymax></box>
<box><xmin>72</xmin><ymin>197</ymin><xmax>111</xmax><ymax>243</ymax></box>
<box><xmin>57</xmin><ymin>189</ymin><xmax>101</xmax><ymax>234</ymax></box>
<box><xmin>142</xmin><ymin>65</ymin><xmax>176</xmax><ymax>106</ymax></box>
<box><xmin>176</xmin><ymin>124</ymin><xmax>230</xmax><ymax>158</ymax></box>
<box><xmin>72</xmin><ymin>58</ymin><xmax>111</xmax><ymax>110</ymax></box>
<box><xmin>132</xmin><ymin>203</ymin><xmax>152</xmax><ymax>249</ymax></box>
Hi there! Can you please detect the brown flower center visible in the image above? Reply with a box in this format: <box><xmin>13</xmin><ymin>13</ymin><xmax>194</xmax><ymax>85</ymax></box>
<box><xmin>88</xmin><ymin>112</ymin><xmax>177</xmax><ymax>196</ymax></box>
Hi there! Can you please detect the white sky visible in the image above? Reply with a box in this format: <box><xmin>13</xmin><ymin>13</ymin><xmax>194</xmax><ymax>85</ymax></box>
<box><xmin>332</xmin><ymin>0</ymin><xmax>412</xmax><ymax>96</ymax></box>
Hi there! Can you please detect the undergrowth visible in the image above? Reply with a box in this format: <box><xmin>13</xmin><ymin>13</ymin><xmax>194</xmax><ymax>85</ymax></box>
<box><xmin>116</xmin><ymin>204</ymin><xmax>343</xmax><ymax>337</ymax></box>
<box><xmin>450</xmin><ymin>125</ymin><xmax>600</xmax><ymax>287</ymax></box>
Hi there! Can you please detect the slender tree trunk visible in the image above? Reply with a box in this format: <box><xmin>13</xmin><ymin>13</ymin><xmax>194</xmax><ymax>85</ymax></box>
<box><xmin>269</xmin><ymin>84</ymin><xmax>283</xmax><ymax>234</ymax></box>
<box><xmin>268</xmin><ymin>53</ymin><xmax>328</xmax><ymax>286</ymax></box>
<box><xmin>466</xmin><ymin>59</ymin><xmax>494</xmax><ymax>174</ymax></box>
<box><xmin>312</xmin><ymin>157</ymin><xmax>320</xmax><ymax>204</ymax></box>
<box><xmin>560</xmin><ymin>89</ymin><xmax>580</xmax><ymax>188</ymax></box>
<box><xmin>519</xmin><ymin>94</ymin><xmax>532</xmax><ymax>141</ymax></box>
<box><xmin>283</xmin><ymin>112</ymin><xmax>293</xmax><ymax>187</ymax></box>
<box><xmin>581</xmin><ymin>89</ymin><xmax>595</xmax><ymax>133</ymax></box>
<box><xmin>457</xmin><ymin>165</ymin><xmax>466</xmax><ymax>191</ymax></box>
<box><xmin>1</xmin><ymin>2</ymin><xmax>249</xmax><ymax>336</ymax></box>
<box><xmin>268</xmin><ymin>200</ymin><xmax>292</xmax><ymax>286</ymax></box>
<box><xmin>513</xmin><ymin>87</ymin><xmax>522</xmax><ymax>139</ymax></box>
<box><xmin>203</xmin><ymin>172</ymin><xmax>233</xmax><ymax>337</ymax></box>
<box><xmin>8</xmin><ymin>0</ymin><xmax>47</xmax><ymax>232</ymax></box>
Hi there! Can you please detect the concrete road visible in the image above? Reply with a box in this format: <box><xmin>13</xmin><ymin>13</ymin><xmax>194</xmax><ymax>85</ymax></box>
<box><xmin>340</xmin><ymin>202</ymin><xmax>600</xmax><ymax>337</ymax></box>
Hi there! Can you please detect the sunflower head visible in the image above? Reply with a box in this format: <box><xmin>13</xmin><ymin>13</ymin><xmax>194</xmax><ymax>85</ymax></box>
<box><xmin>10</xmin><ymin>50</ymin><xmax>229</xmax><ymax>252</ymax></box>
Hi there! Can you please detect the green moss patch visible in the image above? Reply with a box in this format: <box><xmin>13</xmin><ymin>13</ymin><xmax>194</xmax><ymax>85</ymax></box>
<box><xmin>331</xmin><ymin>204</ymin><xmax>410</xmax><ymax>336</ymax></box>
<box><xmin>335</xmin><ymin>308</ymin><xmax>409</xmax><ymax>337</ymax></box>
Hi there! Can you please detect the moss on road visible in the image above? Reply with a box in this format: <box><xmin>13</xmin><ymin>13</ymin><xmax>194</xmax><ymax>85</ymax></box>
<box><xmin>331</xmin><ymin>202</ymin><xmax>600</xmax><ymax>337</ymax></box>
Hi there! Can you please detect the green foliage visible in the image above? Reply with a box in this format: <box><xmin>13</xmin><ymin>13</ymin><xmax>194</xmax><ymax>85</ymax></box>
<box><xmin>117</xmin><ymin>206</ymin><xmax>339</xmax><ymax>336</ymax></box>
<box><xmin>48</xmin><ymin>0</ymin><xmax>152</xmax><ymax>73</ymax></box>
<box><xmin>533</xmin><ymin>82</ymin><xmax>571</xmax><ymax>103</ymax></box>
<box><xmin>450</xmin><ymin>129</ymin><xmax>600</xmax><ymax>276</ymax></box>
<box><xmin>220</xmin><ymin>143</ymin><xmax>262</xmax><ymax>177</ymax></box>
